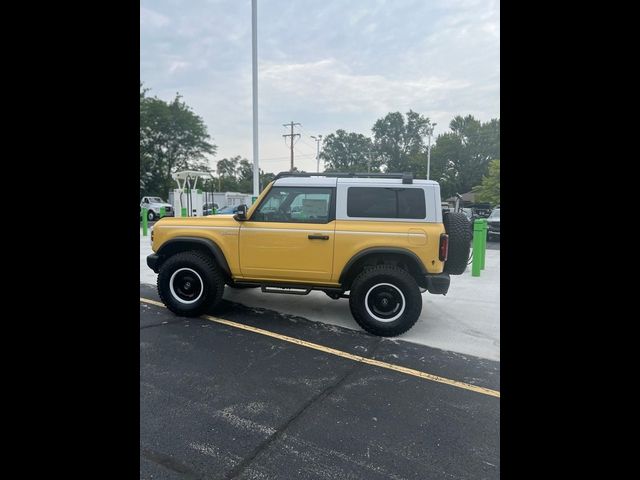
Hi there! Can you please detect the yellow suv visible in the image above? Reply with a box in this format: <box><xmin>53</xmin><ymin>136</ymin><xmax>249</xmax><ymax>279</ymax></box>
<box><xmin>147</xmin><ymin>172</ymin><xmax>471</xmax><ymax>336</ymax></box>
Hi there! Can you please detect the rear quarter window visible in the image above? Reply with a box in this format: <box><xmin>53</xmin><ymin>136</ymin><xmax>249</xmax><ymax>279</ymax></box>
<box><xmin>347</xmin><ymin>187</ymin><xmax>426</xmax><ymax>219</ymax></box>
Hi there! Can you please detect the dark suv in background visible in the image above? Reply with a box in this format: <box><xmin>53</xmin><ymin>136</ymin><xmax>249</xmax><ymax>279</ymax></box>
<box><xmin>487</xmin><ymin>206</ymin><xmax>500</xmax><ymax>241</ymax></box>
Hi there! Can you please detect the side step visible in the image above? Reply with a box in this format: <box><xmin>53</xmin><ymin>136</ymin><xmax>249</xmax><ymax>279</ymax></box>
<box><xmin>261</xmin><ymin>286</ymin><xmax>312</xmax><ymax>295</ymax></box>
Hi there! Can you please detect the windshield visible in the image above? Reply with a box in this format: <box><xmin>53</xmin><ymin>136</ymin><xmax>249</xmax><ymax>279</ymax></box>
<box><xmin>489</xmin><ymin>208</ymin><xmax>500</xmax><ymax>219</ymax></box>
<box><xmin>148</xmin><ymin>197</ymin><xmax>165</xmax><ymax>203</ymax></box>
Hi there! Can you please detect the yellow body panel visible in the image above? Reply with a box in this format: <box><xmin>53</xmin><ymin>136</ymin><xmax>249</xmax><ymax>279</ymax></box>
<box><xmin>238</xmin><ymin>221</ymin><xmax>335</xmax><ymax>282</ymax></box>
<box><xmin>151</xmin><ymin>215</ymin><xmax>242</xmax><ymax>274</ymax></box>
<box><xmin>331</xmin><ymin>220</ymin><xmax>445</xmax><ymax>282</ymax></box>
<box><xmin>152</xmin><ymin>181</ymin><xmax>446</xmax><ymax>286</ymax></box>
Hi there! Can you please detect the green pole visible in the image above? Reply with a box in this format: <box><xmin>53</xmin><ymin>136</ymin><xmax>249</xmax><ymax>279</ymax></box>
<box><xmin>159</xmin><ymin>206</ymin><xmax>165</xmax><ymax>218</ymax></box>
<box><xmin>142</xmin><ymin>207</ymin><xmax>148</xmax><ymax>236</ymax></box>
<box><xmin>472</xmin><ymin>219</ymin><xmax>483</xmax><ymax>277</ymax></box>
<box><xmin>480</xmin><ymin>219</ymin><xmax>488</xmax><ymax>270</ymax></box>
<box><xmin>181</xmin><ymin>207</ymin><xmax>187</xmax><ymax>217</ymax></box>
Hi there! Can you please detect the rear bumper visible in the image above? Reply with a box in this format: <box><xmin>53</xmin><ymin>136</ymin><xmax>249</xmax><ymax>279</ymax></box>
<box><xmin>147</xmin><ymin>254</ymin><xmax>161</xmax><ymax>273</ymax></box>
<box><xmin>424</xmin><ymin>273</ymin><xmax>450</xmax><ymax>295</ymax></box>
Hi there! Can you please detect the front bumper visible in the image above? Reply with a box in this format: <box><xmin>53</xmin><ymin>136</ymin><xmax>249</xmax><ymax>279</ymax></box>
<box><xmin>424</xmin><ymin>273</ymin><xmax>450</xmax><ymax>295</ymax></box>
<box><xmin>147</xmin><ymin>253</ymin><xmax>161</xmax><ymax>273</ymax></box>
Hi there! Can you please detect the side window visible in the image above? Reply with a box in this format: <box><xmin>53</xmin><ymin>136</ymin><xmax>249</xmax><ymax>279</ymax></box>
<box><xmin>143</xmin><ymin>198</ymin><xmax>149</xmax><ymax>204</ymax></box>
<box><xmin>397</xmin><ymin>188</ymin><xmax>426</xmax><ymax>218</ymax></box>
<box><xmin>252</xmin><ymin>187</ymin><xmax>333</xmax><ymax>223</ymax></box>
<box><xmin>347</xmin><ymin>187</ymin><xmax>426</xmax><ymax>219</ymax></box>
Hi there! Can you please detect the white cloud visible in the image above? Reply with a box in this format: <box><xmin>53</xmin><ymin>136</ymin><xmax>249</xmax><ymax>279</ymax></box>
<box><xmin>261</xmin><ymin>58</ymin><xmax>471</xmax><ymax>115</ymax></box>
<box><xmin>141</xmin><ymin>0</ymin><xmax>500</xmax><ymax>173</ymax></box>
<box><xmin>140</xmin><ymin>6</ymin><xmax>170</xmax><ymax>29</ymax></box>
<box><xmin>169</xmin><ymin>61</ymin><xmax>190</xmax><ymax>74</ymax></box>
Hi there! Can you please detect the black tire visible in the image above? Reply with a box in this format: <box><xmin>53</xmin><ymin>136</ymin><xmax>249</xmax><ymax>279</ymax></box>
<box><xmin>147</xmin><ymin>210</ymin><xmax>156</xmax><ymax>221</ymax></box>
<box><xmin>443</xmin><ymin>212</ymin><xmax>471</xmax><ymax>275</ymax></box>
<box><xmin>349</xmin><ymin>265</ymin><xmax>422</xmax><ymax>337</ymax></box>
<box><xmin>157</xmin><ymin>251</ymin><xmax>225</xmax><ymax>317</ymax></box>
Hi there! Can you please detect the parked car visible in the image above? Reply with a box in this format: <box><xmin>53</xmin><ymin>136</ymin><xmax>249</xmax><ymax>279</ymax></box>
<box><xmin>203</xmin><ymin>202</ymin><xmax>219</xmax><ymax>216</ymax></box>
<box><xmin>146</xmin><ymin>172</ymin><xmax>472</xmax><ymax>337</ymax></box>
<box><xmin>140</xmin><ymin>196</ymin><xmax>174</xmax><ymax>221</ymax></box>
<box><xmin>215</xmin><ymin>205</ymin><xmax>243</xmax><ymax>215</ymax></box>
<box><xmin>487</xmin><ymin>205</ymin><xmax>500</xmax><ymax>241</ymax></box>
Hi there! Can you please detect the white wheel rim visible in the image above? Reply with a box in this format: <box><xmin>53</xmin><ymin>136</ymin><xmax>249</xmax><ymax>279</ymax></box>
<box><xmin>364</xmin><ymin>283</ymin><xmax>406</xmax><ymax>323</ymax></box>
<box><xmin>169</xmin><ymin>268</ymin><xmax>204</xmax><ymax>304</ymax></box>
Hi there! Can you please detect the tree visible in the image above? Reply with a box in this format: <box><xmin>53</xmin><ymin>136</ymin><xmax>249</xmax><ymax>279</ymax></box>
<box><xmin>319</xmin><ymin>129</ymin><xmax>379</xmax><ymax>172</ymax></box>
<box><xmin>429</xmin><ymin>115</ymin><xmax>500</xmax><ymax>198</ymax></box>
<box><xmin>372</xmin><ymin>110</ymin><xmax>432</xmax><ymax>172</ymax></box>
<box><xmin>236</xmin><ymin>158</ymin><xmax>254</xmax><ymax>193</ymax></box>
<box><xmin>140</xmin><ymin>84</ymin><xmax>216</xmax><ymax>198</ymax></box>
<box><xmin>472</xmin><ymin>159</ymin><xmax>500</xmax><ymax>205</ymax></box>
<box><xmin>215</xmin><ymin>156</ymin><xmax>240</xmax><ymax>191</ymax></box>
<box><xmin>260</xmin><ymin>172</ymin><xmax>276</xmax><ymax>191</ymax></box>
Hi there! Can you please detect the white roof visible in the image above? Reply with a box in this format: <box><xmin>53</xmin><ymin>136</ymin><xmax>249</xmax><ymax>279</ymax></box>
<box><xmin>274</xmin><ymin>176</ymin><xmax>338</xmax><ymax>187</ymax></box>
<box><xmin>171</xmin><ymin>171</ymin><xmax>213</xmax><ymax>181</ymax></box>
<box><xmin>273</xmin><ymin>175</ymin><xmax>439</xmax><ymax>187</ymax></box>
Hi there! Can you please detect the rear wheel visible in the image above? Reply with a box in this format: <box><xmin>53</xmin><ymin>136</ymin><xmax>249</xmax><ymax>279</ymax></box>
<box><xmin>157</xmin><ymin>251</ymin><xmax>225</xmax><ymax>316</ymax></box>
<box><xmin>349</xmin><ymin>265</ymin><xmax>422</xmax><ymax>337</ymax></box>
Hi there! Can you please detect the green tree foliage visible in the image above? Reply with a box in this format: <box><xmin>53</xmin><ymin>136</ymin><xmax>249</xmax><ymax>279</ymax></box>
<box><xmin>236</xmin><ymin>159</ymin><xmax>255</xmax><ymax>193</ymax></box>
<box><xmin>260</xmin><ymin>172</ymin><xmax>276</xmax><ymax>191</ymax></box>
<box><xmin>210</xmin><ymin>156</ymin><xmax>275</xmax><ymax>194</ymax></box>
<box><xmin>140</xmin><ymin>84</ymin><xmax>216</xmax><ymax>198</ymax></box>
<box><xmin>372</xmin><ymin>110</ymin><xmax>432</xmax><ymax>172</ymax></box>
<box><xmin>430</xmin><ymin>116</ymin><xmax>500</xmax><ymax>198</ymax></box>
<box><xmin>472</xmin><ymin>159</ymin><xmax>500</xmax><ymax>205</ymax></box>
<box><xmin>320</xmin><ymin>129</ymin><xmax>379</xmax><ymax>172</ymax></box>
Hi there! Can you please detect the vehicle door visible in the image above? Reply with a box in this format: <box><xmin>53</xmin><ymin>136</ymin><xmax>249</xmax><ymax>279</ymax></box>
<box><xmin>239</xmin><ymin>186</ymin><xmax>336</xmax><ymax>283</ymax></box>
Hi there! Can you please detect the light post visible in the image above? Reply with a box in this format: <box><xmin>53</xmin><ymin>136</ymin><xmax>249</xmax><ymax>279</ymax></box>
<box><xmin>426</xmin><ymin>122</ymin><xmax>437</xmax><ymax>180</ymax></box>
<box><xmin>311</xmin><ymin>135</ymin><xmax>323</xmax><ymax>173</ymax></box>
<box><xmin>251</xmin><ymin>0</ymin><xmax>259</xmax><ymax>198</ymax></box>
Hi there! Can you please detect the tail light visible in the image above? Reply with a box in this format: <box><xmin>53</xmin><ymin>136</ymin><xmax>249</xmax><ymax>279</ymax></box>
<box><xmin>439</xmin><ymin>233</ymin><xmax>449</xmax><ymax>261</ymax></box>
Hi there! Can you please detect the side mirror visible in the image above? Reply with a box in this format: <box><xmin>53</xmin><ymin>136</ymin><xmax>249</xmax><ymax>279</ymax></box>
<box><xmin>234</xmin><ymin>204</ymin><xmax>248</xmax><ymax>221</ymax></box>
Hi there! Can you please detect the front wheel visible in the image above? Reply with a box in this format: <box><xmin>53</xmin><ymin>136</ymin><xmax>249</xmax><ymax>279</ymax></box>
<box><xmin>147</xmin><ymin>210</ymin><xmax>156</xmax><ymax>221</ymax></box>
<box><xmin>349</xmin><ymin>265</ymin><xmax>422</xmax><ymax>337</ymax></box>
<box><xmin>157</xmin><ymin>251</ymin><xmax>225</xmax><ymax>317</ymax></box>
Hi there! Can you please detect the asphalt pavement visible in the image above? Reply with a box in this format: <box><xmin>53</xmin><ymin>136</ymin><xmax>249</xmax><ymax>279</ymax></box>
<box><xmin>140</xmin><ymin>284</ymin><xmax>500</xmax><ymax>480</ymax></box>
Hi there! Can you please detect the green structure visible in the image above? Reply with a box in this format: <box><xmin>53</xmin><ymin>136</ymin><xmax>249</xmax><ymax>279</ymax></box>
<box><xmin>142</xmin><ymin>207</ymin><xmax>148</xmax><ymax>236</ymax></box>
<box><xmin>472</xmin><ymin>219</ymin><xmax>488</xmax><ymax>277</ymax></box>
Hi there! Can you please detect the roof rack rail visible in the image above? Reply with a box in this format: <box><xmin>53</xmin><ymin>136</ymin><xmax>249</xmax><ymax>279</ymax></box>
<box><xmin>274</xmin><ymin>172</ymin><xmax>414</xmax><ymax>184</ymax></box>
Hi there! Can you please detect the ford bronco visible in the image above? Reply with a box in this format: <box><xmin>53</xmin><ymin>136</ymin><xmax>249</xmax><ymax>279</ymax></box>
<box><xmin>147</xmin><ymin>172</ymin><xmax>471</xmax><ymax>336</ymax></box>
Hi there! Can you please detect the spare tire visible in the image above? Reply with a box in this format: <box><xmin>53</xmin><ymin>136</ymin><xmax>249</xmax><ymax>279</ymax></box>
<box><xmin>443</xmin><ymin>212</ymin><xmax>471</xmax><ymax>275</ymax></box>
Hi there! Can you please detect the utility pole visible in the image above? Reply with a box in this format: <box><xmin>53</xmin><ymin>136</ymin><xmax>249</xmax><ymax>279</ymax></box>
<box><xmin>251</xmin><ymin>0</ymin><xmax>259</xmax><ymax>197</ymax></box>
<box><xmin>282</xmin><ymin>121</ymin><xmax>301</xmax><ymax>171</ymax></box>
<box><xmin>426</xmin><ymin>122</ymin><xmax>437</xmax><ymax>180</ymax></box>
<box><xmin>310</xmin><ymin>135</ymin><xmax>323</xmax><ymax>172</ymax></box>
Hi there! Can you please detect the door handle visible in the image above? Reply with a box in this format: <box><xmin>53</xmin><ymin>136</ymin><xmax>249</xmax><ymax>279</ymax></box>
<box><xmin>308</xmin><ymin>234</ymin><xmax>329</xmax><ymax>240</ymax></box>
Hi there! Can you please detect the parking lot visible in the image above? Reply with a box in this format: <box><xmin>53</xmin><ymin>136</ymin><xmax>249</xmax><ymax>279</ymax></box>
<box><xmin>140</xmin><ymin>283</ymin><xmax>499</xmax><ymax>479</ymax></box>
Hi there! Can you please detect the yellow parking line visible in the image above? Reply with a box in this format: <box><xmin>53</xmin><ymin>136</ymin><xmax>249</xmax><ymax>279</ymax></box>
<box><xmin>140</xmin><ymin>297</ymin><xmax>500</xmax><ymax>399</ymax></box>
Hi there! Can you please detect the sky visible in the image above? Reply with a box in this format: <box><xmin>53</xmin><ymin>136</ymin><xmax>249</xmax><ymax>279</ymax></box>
<box><xmin>140</xmin><ymin>0</ymin><xmax>500</xmax><ymax>174</ymax></box>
